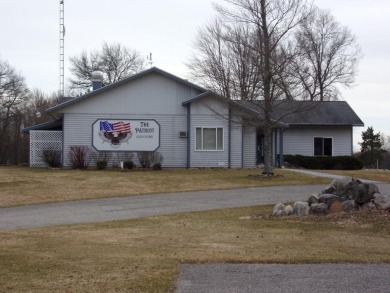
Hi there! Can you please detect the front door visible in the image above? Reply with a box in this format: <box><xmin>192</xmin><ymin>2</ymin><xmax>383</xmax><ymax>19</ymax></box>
<box><xmin>256</xmin><ymin>134</ymin><xmax>264</xmax><ymax>165</ymax></box>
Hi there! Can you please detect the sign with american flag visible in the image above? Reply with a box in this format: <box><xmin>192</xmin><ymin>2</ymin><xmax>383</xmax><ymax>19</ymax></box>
<box><xmin>92</xmin><ymin>119</ymin><xmax>160</xmax><ymax>151</ymax></box>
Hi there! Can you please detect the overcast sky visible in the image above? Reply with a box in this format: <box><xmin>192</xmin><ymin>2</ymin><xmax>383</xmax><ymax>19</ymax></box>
<box><xmin>1</xmin><ymin>0</ymin><xmax>389</xmax><ymax>148</ymax></box>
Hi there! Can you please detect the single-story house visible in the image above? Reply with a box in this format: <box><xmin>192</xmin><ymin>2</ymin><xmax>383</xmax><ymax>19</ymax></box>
<box><xmin>23</xmin><ymin>67</ymin><xmax>364</xmax><ymax>168</ymax></box>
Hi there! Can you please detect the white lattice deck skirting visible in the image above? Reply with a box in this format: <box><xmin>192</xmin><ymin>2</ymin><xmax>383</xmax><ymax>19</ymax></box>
<box><xmin>30</xmin><ymin>130</ymin><xmax>63</xmax><ymax>167</ymax></box>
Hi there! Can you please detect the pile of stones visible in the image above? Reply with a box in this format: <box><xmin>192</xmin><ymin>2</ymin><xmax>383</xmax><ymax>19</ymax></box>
<box><xmin>273</xmin><ymin>177</ymin><xmax>390</xmax><ymax>217</ymax></box>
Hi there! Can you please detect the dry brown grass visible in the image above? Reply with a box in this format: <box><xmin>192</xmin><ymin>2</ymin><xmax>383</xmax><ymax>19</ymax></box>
<box><xmin>2</xmin><ymin>167</ymin><xmax>388</xmax><ymax>292</ymax></box>
<box><xmin>315</xmin><ymin>169</ymin><xmax>390</xmax><ymax>183</ymax></box>
<box><xmin>0</xmin><ymin>166</ymin><xmax>330</xmax><ymax>207</ymax></box>
<box><xmin>1</xmin><ymin>206</ymin><xmax>389</xmax><ymax>292</ymax></box>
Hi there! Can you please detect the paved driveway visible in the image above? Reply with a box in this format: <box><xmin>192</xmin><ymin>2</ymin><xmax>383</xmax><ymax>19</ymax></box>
<box><xmin>1</xmin><ymin>180</ymin><xmax>389</xmax><ymax>230</ymax></box>
<box><xmin>0</xmin><ymin>184</ymin><xmax>326</xmax><ymax>230</ymax></box>
<box><xmin>176</xmin><ymin>263</ymin><xmax>390</xmax><ymax>293</ymax></box>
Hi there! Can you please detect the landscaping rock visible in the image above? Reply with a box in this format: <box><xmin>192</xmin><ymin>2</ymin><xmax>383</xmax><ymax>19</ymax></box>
<box><xmin>268</xmin><ymin>177</ymin><xmax>383</xmax><ymax>218</ymax></box>
<box><xmin>353</xmin><ymin>183</ymin><xmax>371</xmax><ymax>204</ymax></box>
<box><xmin>329</xmin><ymin>200</ymin><xmax>344</xmax><ymax>213</ymax></box>
<box><xmin>345</xmin><ymin>178</ymin><xmax>362</xmax><ymax>199</ymax></box>
<box><xmin>342</xmin><ymin>200</ymin><xmax>358</xmax><ymax>213</ymax></box>
<box><xmin>310</xmin><ymin>203</ymin><xmax>329</xmax><ymax>216</ymax></box>
<box><xmin>293</xmin><ymin>201</ymin><xmax>310</xmax><ymax>216</ymax></box>
<box><xmin>318</xmin><ymin>194</ymin><xmax>339</xmax><ymax>206</ymax></box>
<box><xmin>327</xmin><ymin>176</ymin><xmax>353</xmax><ymax>196</ymax></box>
<box><xmin>332</xmin><ymin>176</ymin><xmax>353</xmax><ymax>190</ymax></box>
<box><xmin>361</xmin><ymin>202</ymin><xmax>377</xmax><ymax>211</ymax></box>
<box><xmin>367</xmin><ymin>183</ymin><xmax>380</xmax><ymax>198</ymax></box>
<box><xmin>282</xmin><ymin>205</ymin><xmax>293</xmax><ymax>216</ymax></box>
<box><xmin>372</xmin><ymin>194</ymin><xmax>390</xmax><ymax>211</ymax></box>
<box><xmin>272</xmin><ymin>203</ymin><xmax>285</xmax><ymax>216</ymax></box>
<box><xmin>274</xmin><ymin>210</ymin><xmax>283</xmax><ymax>217</ymax></box>
<box><xmin>307</xmin><ymin>194</ymin><xmax>319</xmax><ymax>206</ymax></box>
<box><xmin>321</xmin><ymin>184</ymin><xmax>336</xmax><ymax>195</ymax></box>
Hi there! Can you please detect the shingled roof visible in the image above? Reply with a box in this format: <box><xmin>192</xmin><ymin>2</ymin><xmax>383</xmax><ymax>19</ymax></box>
<box><xmin>238</xmin><ymin>100</ymin><xmax>364</xmax><ymax>126</ymax></box>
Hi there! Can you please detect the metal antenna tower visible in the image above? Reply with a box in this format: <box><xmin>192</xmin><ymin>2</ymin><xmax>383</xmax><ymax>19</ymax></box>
<box><xmin>59</xmin><ymin>0</ymin><xmax>65</xmax><ymax>97</ymax></box>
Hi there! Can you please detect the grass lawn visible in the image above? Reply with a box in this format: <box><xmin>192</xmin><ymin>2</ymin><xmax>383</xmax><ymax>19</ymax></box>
<box><xmin>1</xmin><ymin>167</ymin><xmax>390</xmax><ymax>292</ymax></box>
<box><xmin>0</xmin><ymin>166</ymin><xmax>332</xmax><ymax>207</ymax></box>
<box><xmin>1</xmin><ymin>206</ymin><xmax>389</xmax><ymax>292</ymax></box>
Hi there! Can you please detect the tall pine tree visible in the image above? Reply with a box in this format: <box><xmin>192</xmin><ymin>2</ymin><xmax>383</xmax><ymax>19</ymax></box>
<box><xmin>359</xmin><ymin>127</ymin><xmax>385</xmax><ymax>168</ymax></box>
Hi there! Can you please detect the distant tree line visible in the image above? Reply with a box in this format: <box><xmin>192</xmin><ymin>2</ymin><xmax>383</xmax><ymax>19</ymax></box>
<box><xmin>0</xmin><ymin>57</ymin><xmax>63</xmax><ymax>164</ymax></box>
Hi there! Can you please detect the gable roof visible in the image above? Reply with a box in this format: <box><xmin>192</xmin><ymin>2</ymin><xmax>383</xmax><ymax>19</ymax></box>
<box><xmin>276</xmin><ymin>100</ymin><xmax>364</xmax><ymax>126</ymax></box>
<box><xmin>46</xmin><ymin>67</ymin><xmax>207</xmax><ymax>113</ymax></box>
<box><xmin>238</xmin><ymin>100</ymin><xmax>364</xmax><ymax>126</ymax></box>
<box><xmin>183</xmin><ymin>93</ymin><xmax>364</xmax><ymax>127</ymax></box>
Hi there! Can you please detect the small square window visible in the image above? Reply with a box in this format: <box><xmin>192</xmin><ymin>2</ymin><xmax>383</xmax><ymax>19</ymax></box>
<box><xmin>314</xmin><ymin>137</ymin><xmax>332</xmax><ymax>156</ymax></box>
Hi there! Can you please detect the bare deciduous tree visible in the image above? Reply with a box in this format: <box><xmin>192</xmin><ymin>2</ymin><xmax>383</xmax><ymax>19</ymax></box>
<box><xmin>188</xmin><ymin>0</ymin><xmax>361</xmax><ymax>175</ymax></box>
<box><xmin>293</xmin><ymin>8</ymin><xmax>362</xmax><ymax>101</ymax></box>
<box><xmin>189</xmin><ymin>0</ymin><xmax>313</xmax><ymax>174</ymax></box>
<box><xmin>0</xmin><ymin>58</ymin><xmax>29</xmax><ymax>164</ymax></box>
<box><xmin>68</xmin><ymin>42</ymin><xmax>146</xmax><ymax>94</ymax></box>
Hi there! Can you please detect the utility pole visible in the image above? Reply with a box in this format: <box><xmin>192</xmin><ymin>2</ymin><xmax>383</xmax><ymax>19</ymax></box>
<box><xmin>59</xmin><ymin>0</ymin><xmax>65</xmax><ymax>97</ymax></box>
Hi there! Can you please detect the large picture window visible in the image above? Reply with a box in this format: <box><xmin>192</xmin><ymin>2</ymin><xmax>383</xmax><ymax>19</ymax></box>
<box><xmin>196</xmin><ymin>127</ymin><xmax>223</xmax><ymax>151</ymax></box>
<box><xmin>314</xmin><ymin>137</ymin><xmax>332</xmax><ymax>156</ymax></box>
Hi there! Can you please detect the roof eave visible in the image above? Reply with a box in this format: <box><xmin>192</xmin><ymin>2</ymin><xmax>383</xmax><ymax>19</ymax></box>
<box><xmin>22</xmin><ymin>119</ymin><xmax>63</xmax><ymax>133</ymax></box>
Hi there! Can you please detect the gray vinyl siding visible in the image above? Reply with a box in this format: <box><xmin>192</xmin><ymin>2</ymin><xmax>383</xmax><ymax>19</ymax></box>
<box><xmin>60</xmin><ymin>72</ymin><xmax>200</xmax><ymax>168</ymax></box>
<box><xmin>230</xmin><ymin>119</ymin><xmax>243</xmax><ymax>168</ymax></box>
<box><xmin>190</xmin><ymin>117</ymin><xmax>229</xmax><ymax>167</ymax></box>
<box><xmin>243</xmin><ymin>126</ymin><xmax>256</xmax><ymax>168</ymax></box>
<box><xmin>57</xmin><ymin>73</ymin><xmax>199</xmax><ymax>116</ymax></box>
<box><xmin>62</xmin><ymin>113</ymin><xmax>187</xmax><ymax>168</ymax></box>
<box><xmin>283</xmin><ymin>126</ymin><xmax>353</xmax><ymax>156</ymax></box>
<box><xmin>189</xmin><ymin>98</ymin><xmax>230</xmax><ymax>168</ymax></box>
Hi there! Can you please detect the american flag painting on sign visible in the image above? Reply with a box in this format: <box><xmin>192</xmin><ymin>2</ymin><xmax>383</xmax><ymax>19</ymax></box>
<box><xmin>100</xmin><ymin>121</ymin><xmax>131</xmax><ymax>133</ymax></box>
<box><xmin>100</xmin><ymin>121</ymin><xmax>114</xmax><ymax>132</ymax></box>
<box><xmin>112</xmin><ymin>122</ymin><xmax>131</xmax><ymax>133</ymax></box>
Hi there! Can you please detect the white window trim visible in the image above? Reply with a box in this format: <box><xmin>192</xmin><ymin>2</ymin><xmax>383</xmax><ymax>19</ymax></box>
<box><xmin>313</xmin><ymin>137</ymin><xmax>333</xmax><ymax>156</ymax></box>
<box><xmin>195</xmin><ymin>127</ymin><xmax>224</xmax><ymax>151</ymax></box>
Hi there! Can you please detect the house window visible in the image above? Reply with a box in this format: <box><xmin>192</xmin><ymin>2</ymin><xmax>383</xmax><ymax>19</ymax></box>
<box><xmin>196</xmin><ymin>127</ymin><xmax>223</xmax><ymax>151</ymax></box>
<box><xmin>314</xmin><ymin>137</ymin><xmax>332</xmax><ymax>156</ymax></box>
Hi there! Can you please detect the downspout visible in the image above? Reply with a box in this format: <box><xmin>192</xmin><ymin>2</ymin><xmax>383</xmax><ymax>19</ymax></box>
<box><xmin>228</xmin><ymin>108</ymin><xmax>232</xmax><ymax>168</ymax></box>
<box><xmin>274</xmin><ymin>129</ymin><xmax>278</xmax><ymax>167</ymax></box>
<box><xmin>350</xmin><ymin>126</ymin><xmax>353</xmax><ymax>155</ymax></box>
<box><xmin>186</xmin><ymin>104</ymin><xmax>191</xmax><ymax>168</ymax></box>
<box><xmin>241</xmin><ymin>125</ymin><xmax>244</xmax><ymax>168</ymax></box>
<box><xmin>279</xmin><ymin>128</ymin><xmax>284</xmax><ymax>168</ymax></box>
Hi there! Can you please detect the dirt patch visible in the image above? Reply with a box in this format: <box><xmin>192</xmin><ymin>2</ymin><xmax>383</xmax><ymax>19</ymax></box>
<box><xmin>248</xmin><ymin>174</ymin><xmax>285</xmax><ymax>180</ymax></box>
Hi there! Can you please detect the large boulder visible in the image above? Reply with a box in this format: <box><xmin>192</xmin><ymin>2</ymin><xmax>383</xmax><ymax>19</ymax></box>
<box><xmin>361</xmin><ymin>202</ymin><xmax>377</xmax><ymax>211</ymax></box>
<box><xmin>342</xmin><ymin>200</ymin><xmax>358</xmax><ymax>213</ymax></box>
<box><xmin>282</xmin><ymin>205</ymin><xmax>293</xmax><ymax>216</ymax></box>
<box><xmin>310</xmin><ymin>203</ymin><xmax>329</xmax><ymax>216</ymax></box>
<box><xmin>367</xmin><ymin>183</ymin><xmax>380</xmax><ymax>198</ymax></box>
<box><xmin>318</xmin><ymin>194</ymin><xmax>339</xmax><ymax>206</ymax></box>
<box><xmin>329</xmin><ymin>200</ymin><xmax>344</xmax><ymax>213</ymax></box>
<box><xmin>345</xmin><ymin>178</ymin><xmax>362</xmax><ymax>199</ymax></box>
<box><xmin>307</xmin><ymin>194</ymin><xmax>319</xmax><ymax>206</ymax></box>
<box><xmin>272</xmin><ymin>203</ymin><xmax>285</xmax><ymax>216</ymax></box>
<box><xmin>321</xmin><ymin>184</ymin><xmax>336</xmax><ymax>195</ymax></box>
<box><xmin>325</xmin><ymin>176</ymin><xmax>353</xmax><ymax>196</ymax></box>
<box><xmin>353</xmin><ymin>183</ymin><xmax>372</xmax><ymax>204</ymax></box>
<box><xmin>293</xmin><ymin>201</ymin><xmax>310</xmax><ymax>216</ymax></box>
<box><xmin>332</xmin><ymin>176</ymin><xmax>353</xmax><ymax>190</ymax></box>
<box><xmin>373</xmin><ymin>193</ymin><xmax>390</xmax><ymax>211</ymax></box>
